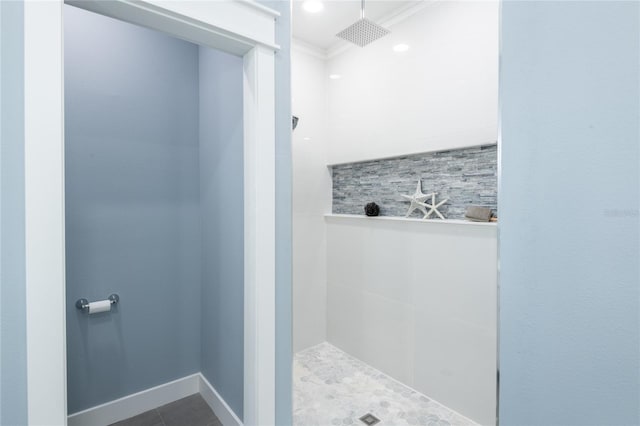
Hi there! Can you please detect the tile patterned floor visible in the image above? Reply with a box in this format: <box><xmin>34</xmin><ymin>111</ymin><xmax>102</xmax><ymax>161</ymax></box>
<box><xmin>109</xmin><ymin>393</ymin><xmax>221</xmax><ymax>426</ymax></box>
<box><xmin>293</xmin><ymin>343</ymin><xmax>477</xmax><ymax>426</ymax></box>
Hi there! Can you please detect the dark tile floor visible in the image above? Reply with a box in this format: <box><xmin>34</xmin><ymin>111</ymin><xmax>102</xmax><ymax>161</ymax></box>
<box><xmin>109</xmin><ymin>394</ymin><xmax>222</xmax><ymax>426</ymax></box>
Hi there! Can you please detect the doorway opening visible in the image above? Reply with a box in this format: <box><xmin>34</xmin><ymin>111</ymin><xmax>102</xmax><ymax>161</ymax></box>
<box><xmin>21</xmin><ymin>1</ymin><xmax>278</xmax><ymax>424</ymax></box>
<box><xmin>290</xmin><ymin>1</ymin><xmax>500</xmax><ymax>425</ymax></box>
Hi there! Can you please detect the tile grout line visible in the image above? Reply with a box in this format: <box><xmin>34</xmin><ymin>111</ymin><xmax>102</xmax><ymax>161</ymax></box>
<box><xmin>155</xmin><ymin>408</ymin><xmax>167</xmax><ymax>426</ymax></box>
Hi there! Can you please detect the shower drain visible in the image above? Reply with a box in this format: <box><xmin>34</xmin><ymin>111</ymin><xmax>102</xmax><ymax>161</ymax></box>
<box><xmin>359</xmin><ymin>413</ymin><xmax>380</xmax><ymax>425</ymax></box>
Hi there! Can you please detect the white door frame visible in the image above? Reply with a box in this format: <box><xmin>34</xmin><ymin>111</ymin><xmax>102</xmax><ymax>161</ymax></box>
<box><xmin>23</xmin><ymin>1</ymin><xmax>279</xmax><ymax>424</ymax></box>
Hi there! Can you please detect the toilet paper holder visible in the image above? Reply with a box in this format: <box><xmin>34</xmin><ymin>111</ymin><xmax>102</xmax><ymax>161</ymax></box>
<box><xmin>76</xmin><ymin>294</ymin><xmax>119</xmax><ymax>311</ymax></box>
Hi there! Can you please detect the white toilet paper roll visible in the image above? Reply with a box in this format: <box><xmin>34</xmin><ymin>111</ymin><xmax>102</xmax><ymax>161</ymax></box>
<box><xmin>88</xmin><ymin>300</ymin><xmax>111</xmax><ymax>314</ymax></box>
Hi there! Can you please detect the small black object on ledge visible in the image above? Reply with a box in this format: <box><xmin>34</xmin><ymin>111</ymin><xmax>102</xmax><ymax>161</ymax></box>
<box><xmin>364</xmin><ymin>202</ymin><xmax>380</xmax><ymax>217</ymax></box>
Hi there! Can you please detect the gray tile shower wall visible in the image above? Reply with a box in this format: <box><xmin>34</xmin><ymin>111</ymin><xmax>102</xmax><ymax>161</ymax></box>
<box><xmin>331</xmin><ymin>144</ymin><xmax>497</xmax><ymax>219</ymax></box>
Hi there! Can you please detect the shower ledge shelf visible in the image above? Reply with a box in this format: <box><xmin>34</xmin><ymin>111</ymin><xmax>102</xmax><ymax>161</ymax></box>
<box><xmin>325</xmin><ymin>213</ymin><xmax>497</xmax><ymax>227</ymax></box>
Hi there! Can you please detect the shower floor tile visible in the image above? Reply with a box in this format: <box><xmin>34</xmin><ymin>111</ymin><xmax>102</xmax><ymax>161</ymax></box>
<box><xmin>109</xmin><ymin>393</ymin><xmax>221</xmax><ymax>426</ymax></box>
<box><xmin>293</xmin><ymin>342</ymin><xmax>477</xmax><ymax>426</ymax></box>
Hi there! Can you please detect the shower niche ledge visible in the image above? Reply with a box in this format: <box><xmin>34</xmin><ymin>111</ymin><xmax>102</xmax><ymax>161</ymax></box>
<box><xmin>325</xmin><ymin>213</ymin><xmax>496</xmax><ymax>227</ymax></box>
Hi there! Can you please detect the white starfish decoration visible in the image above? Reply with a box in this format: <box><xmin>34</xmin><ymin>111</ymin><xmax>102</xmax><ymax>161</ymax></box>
<box><xmin>401</xmin><ymin>180</ymin><xmax>434</xmax><ymax>218</ymax></box>
<box><xmin>419</xmin><ymin>193</ymin><xmax>448</xmax><ymax>219</ymax></box>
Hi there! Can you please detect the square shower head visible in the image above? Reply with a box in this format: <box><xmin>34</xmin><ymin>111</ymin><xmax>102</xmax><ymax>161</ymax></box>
<box><xmin>336</xmin><ymin>18</ymin><xmax>390</xmax><ymax>47</ymax></box>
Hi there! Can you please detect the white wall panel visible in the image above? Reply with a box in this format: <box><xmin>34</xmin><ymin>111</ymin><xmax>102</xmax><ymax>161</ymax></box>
<box><xmin>326</xmin><ymin>215</ymin><xmax>497</xmax><ymax>425</ymax></box>
<box><xmin>292</xmin><ymin>49</ymin><xmax>332</xmax><ymax>351</ymax></box>
<box><xmin>326</xmin><ymin>1</ymin><xmax>499</xmax><ymax>165</ymax></box>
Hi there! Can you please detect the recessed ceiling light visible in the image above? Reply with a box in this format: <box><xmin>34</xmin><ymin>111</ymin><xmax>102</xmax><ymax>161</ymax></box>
<box><xmin>303</xmin><ymin>137</ymin><xmax>312</xmax><ymax>141</ymax></box>
<box><xmin>302</xmin><ymin>0</ymin><xmax>324</xmax><ymax>13</ymax></box>
<box><xmin>329</xmin><ymin>74</ymin><xmax>342</xmax><ymax>80</ymax></box>
<box><xmin>393</xmin><ymin>43</ymin><xmax>410</xmax><ymax>52</ymax></box>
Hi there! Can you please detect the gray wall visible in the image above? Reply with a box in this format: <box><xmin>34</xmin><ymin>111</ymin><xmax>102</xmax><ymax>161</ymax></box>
<box><xmin>0</xmin><ymin>1</ymin><xmax>28</xmax><ymax>424</ymax></box>
<box><xmin>65</xmin><ymin>5</ymin><xmax>202</xmax><ymax>413</ymax></box>
<box><xmin>499</xmin><ymin>1</ymin><xmax>639</xmax><ymax>425</ymax></box>
<box><xmin>199</xmin><ymin>47</ymin><xmax>245</xmax><ymax>420</ymax></box>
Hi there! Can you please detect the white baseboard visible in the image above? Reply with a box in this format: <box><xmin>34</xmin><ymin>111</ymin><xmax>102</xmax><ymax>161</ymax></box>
<box><xmin>67</xmin><ymin>374</ymin><xmax>201</xmax><ymax>426</ymax></box>
<box><xmin>198</xmin><ymin>373</ymin><xmax>243</xmax><ymax>426</ymax></box>
<box><xmin>66</xmin><ymin>373</ymin><xmax>243</xmax><ymax>426</ymax></box>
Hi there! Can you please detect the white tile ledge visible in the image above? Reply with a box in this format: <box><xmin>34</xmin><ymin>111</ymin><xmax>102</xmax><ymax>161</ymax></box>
<box><xmin>325</xmin><ymin>213</ymin><xmax>497</xmax><ymax>227</ymax></box>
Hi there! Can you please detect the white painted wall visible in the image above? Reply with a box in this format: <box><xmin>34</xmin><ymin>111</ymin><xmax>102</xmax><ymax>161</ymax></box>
<box><xmin>292</xmin><ymin>47</ymin><xmax>332</xmax><ymax>352</ymax></box>
<box><xmin>326</xmin><ymin>0</ymin><xmax>499</xmax><ymax>165</ymax></box>
<box><xmin>326</xmin><ymin>215</ymin><xmax>497</xmax><ymax>426</ymax></box>
<box><xmin>23</xmin><ymin>2</ymin><xmax>67</xmax><ymax>423</ymax></box>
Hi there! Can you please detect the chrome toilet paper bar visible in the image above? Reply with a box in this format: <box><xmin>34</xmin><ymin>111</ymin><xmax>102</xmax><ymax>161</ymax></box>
<box><xmin>76</xmin><ymin>294</ymin><xmax>119</xmax><ymax>311</ymax></box>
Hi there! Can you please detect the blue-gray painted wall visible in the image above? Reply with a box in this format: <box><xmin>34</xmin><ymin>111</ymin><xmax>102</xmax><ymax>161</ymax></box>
<box><xmin>199</xmin><ymin>46</ymin><xmax>245</xmax><ymax>420</ymax></box>
<box><xmin>258</xmin><ymin>2</ymin><xmax>293</xmax><ymax>425</ymax></box>
<box><xmin>64</xmin><ymin>5</ymin><xmax>202</xmax><ymax>413</ymax></box>
<box><xmin>0</xmin><ymin>1</ymin><xmax>28</xmax><ymax>424</ymax></box>
<box><xmin>8</xmin><ymin>1</ymin><xmax>282</xmax><ymax>421</ymax></box>
<box><xmin>499</xmin><ymin>1</ymin><xmax>639</xmax><ymax>425</ymax></box>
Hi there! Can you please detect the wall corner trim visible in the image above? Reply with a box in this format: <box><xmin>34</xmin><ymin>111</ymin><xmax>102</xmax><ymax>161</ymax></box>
<box><xmin>67</xmin><ymin>375</ymin><xmax>200</xmax><ymax>426</ymax></box>
<box><xmin>200</xmin><ymin>374</ymin><xmax>244</xmax><ymax>426</ymax></box>
<box><xmin>66</xmin><ymin>373</ymin><xmax>243</xmax><ymax>426</ymax></box>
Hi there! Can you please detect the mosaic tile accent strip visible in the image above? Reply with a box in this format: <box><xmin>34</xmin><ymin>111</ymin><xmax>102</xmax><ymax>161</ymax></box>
<box><xmin>331</xmin><ymin>145</ymin><xmax>497</xmax><ymax>220</ymax></box>
<box><xmin>293</xmin><ymin>342</ymin><xmax>477</xmax><ymax>426</ymax></box>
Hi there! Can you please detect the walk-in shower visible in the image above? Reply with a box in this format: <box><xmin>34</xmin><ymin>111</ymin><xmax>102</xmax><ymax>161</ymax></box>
<box><xmin>291</xmin><ymin>0</ymin><xmax>500</xmax><ymax>424</ymax></box>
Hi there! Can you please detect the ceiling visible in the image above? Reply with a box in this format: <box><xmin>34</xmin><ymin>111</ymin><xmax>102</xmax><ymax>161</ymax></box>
<box><xmin>292</xmin><ymin>0</ymin><xmax>421</xmax><ymax>51</ymax></box>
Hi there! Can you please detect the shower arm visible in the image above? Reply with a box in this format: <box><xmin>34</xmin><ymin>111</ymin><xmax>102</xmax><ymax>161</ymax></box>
<box><xmin>360</xmin><ymin>0</ymin><xmax>365</xmax><ymax>19</ymax></box>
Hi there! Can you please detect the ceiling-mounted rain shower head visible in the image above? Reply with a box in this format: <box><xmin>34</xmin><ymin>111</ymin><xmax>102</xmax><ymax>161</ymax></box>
<box><xmin>336</xmin><ymin>0</ymin><xmax>390</xmax><ymax>47</ymax></box>
<box><xmin>336</xmin><ymin>19</ymin><xmax>390</xmax><ymax>47</ymax></box>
